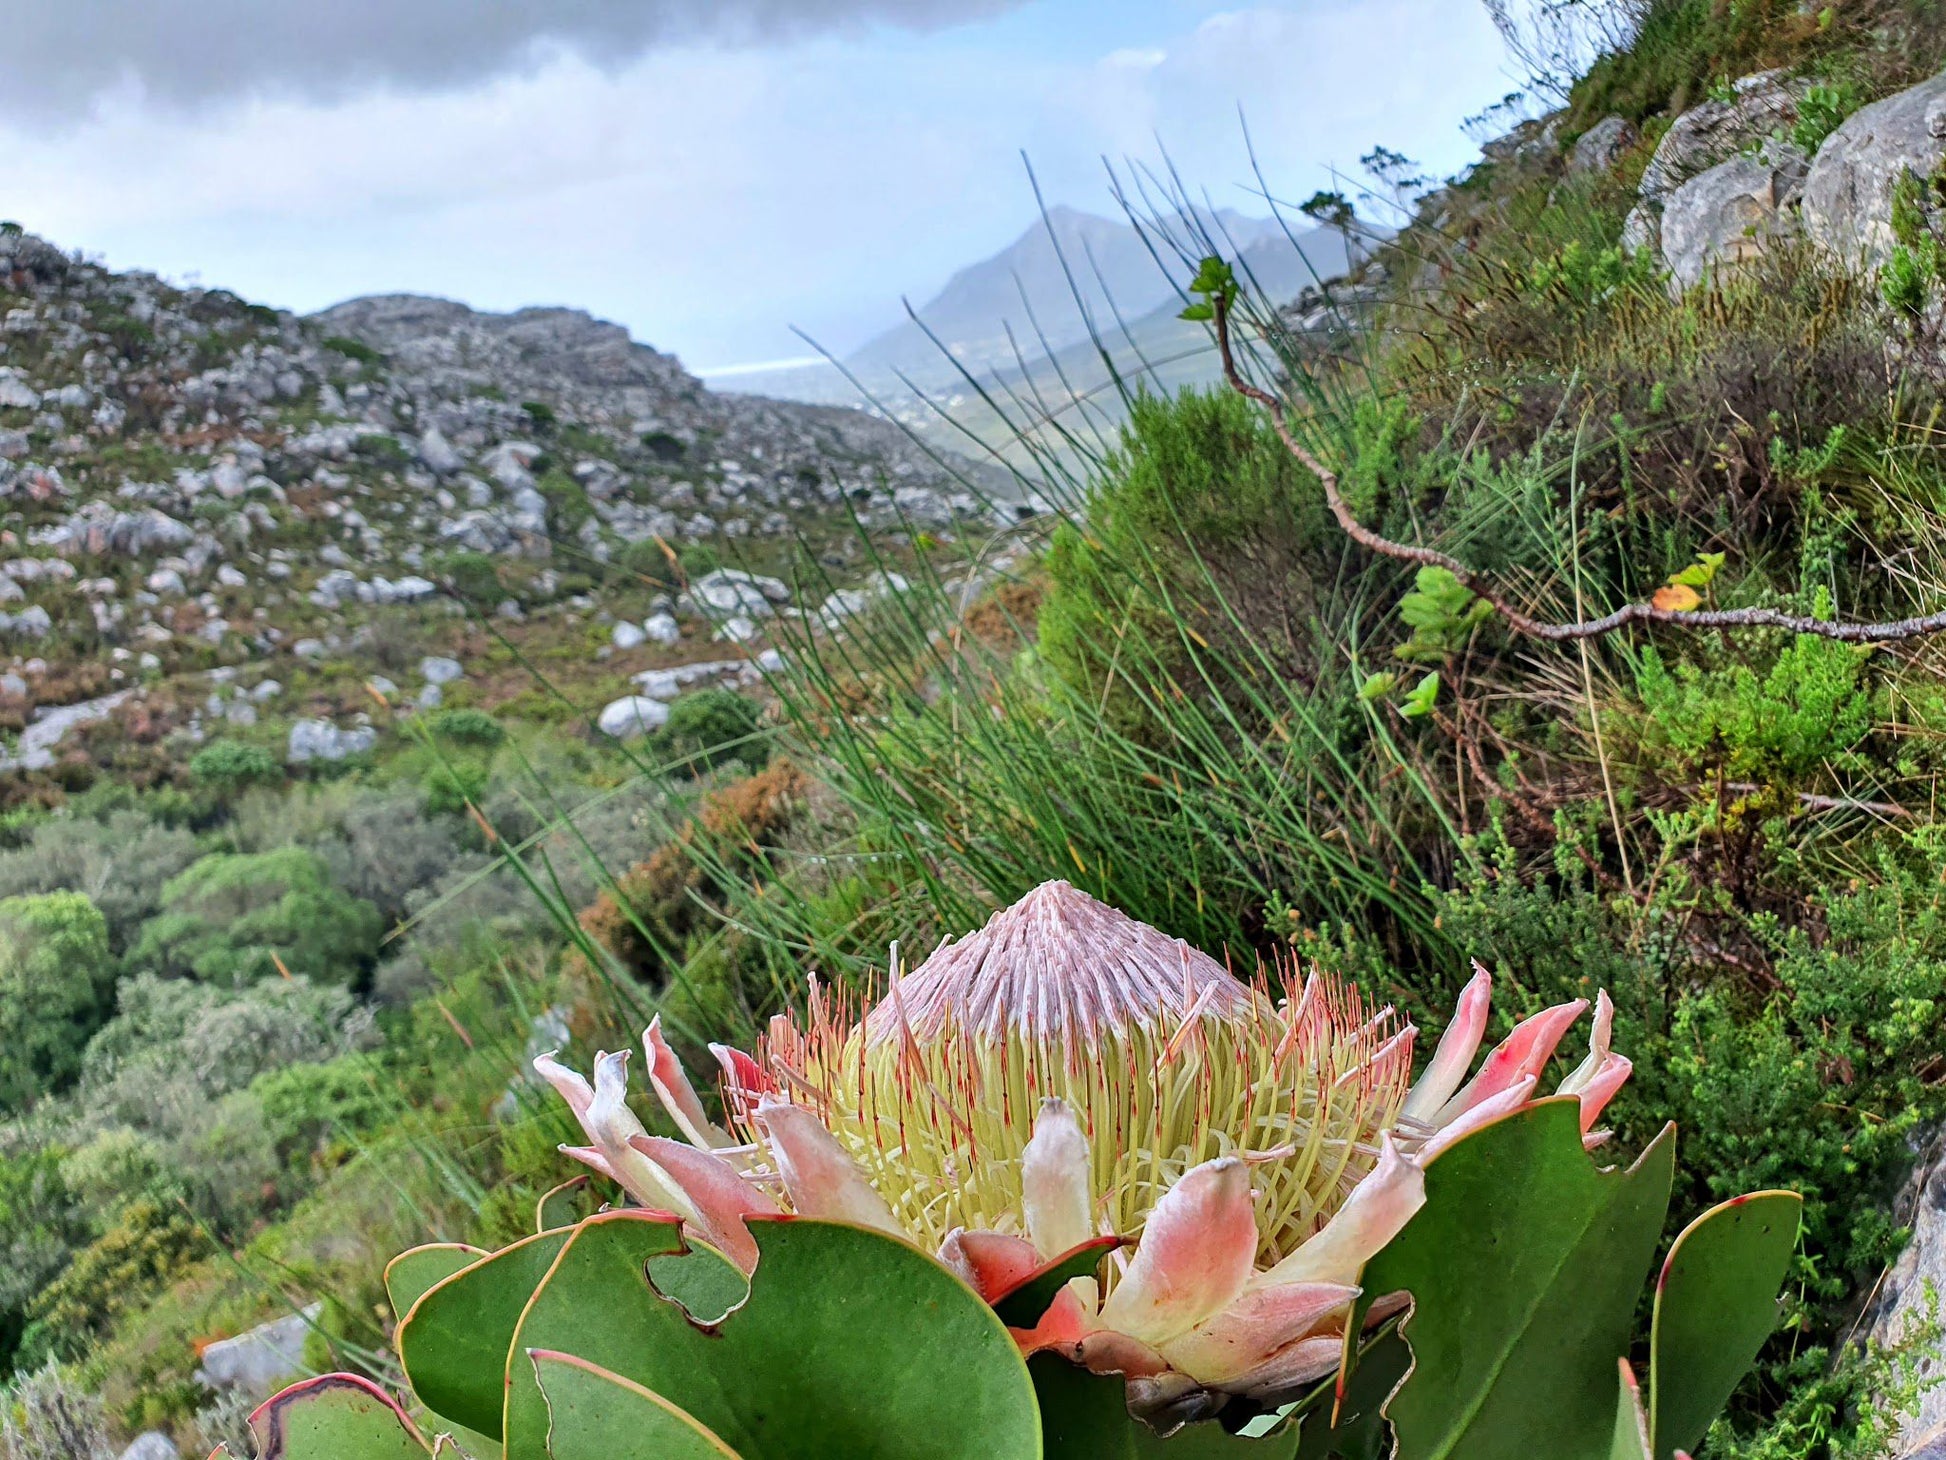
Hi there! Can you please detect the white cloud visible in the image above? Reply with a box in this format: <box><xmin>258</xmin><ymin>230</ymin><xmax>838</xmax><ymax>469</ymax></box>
<box><xmin>0</xmin><ymin>0</ymin><xmax>1026</xmax><ymax>121</ymax></box>
<box><xmin>0</xmin><ymin>3</ymin><xmax>1512</xmax><ymax>368</ymax></box>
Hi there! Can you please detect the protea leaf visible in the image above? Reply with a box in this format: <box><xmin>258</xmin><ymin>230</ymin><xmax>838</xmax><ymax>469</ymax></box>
<box><xmin>383</xmin><ymin>1243</ymin><xmax>487</xmax><ymax>1322</ymax></box>
<box><xmin>529</xmin><ymin>1350</ymin><xmax>738</xmax><ymax>1459</ymax></box>
<box><xmin>244</xmin><ymin>1374</ymin><xmax>431</xmax><ymax>1459</ymax></box>
<box><xmin>501</xmin><ymin>1211</ymin><xmax>1039</xmax><ymax>1459</ymax></box>
<box><xmin>1354</xmin><ymin>1099</ymin><xmax>1678</xmax><ymax>1460</ymax></box>
<box><xmin>1648</xmin><ymin>1191</ymin><xmax>1801</xmax><ymax>1459</ymax></box>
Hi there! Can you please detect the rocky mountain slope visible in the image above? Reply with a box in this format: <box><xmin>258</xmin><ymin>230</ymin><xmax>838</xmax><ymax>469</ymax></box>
<box><xmin>0</xmin><ymin>225</ymin><xmax>1006</xmax><ymax>780</ymax></box>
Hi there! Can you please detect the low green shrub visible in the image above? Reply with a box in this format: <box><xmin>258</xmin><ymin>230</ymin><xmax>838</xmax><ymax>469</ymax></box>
<box><xmin>1037</xmin><ymin>386</ymin><xmax>1340</xmax><ymax>732</ymax></box>
<box><xmin>188</xmin><ymin>740</ymin><xmax>282</xmax><ymax>797</ymax></box>
<box><xmin>654</xmin><ymin>689</ymin><xmax>764</xmax><ymax>775</ymax></box>
<box><xmin>431</xmin><ymin>708</ymin><xmax>506</xmax><ymax>747</ymax></box>
<box><xmin>435</xmin><ymin>550</ymin><xmax>504</xmax><ymax>606</ymax></box>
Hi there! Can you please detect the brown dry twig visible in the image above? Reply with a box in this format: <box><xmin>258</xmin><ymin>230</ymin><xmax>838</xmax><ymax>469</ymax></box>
<box><xmin>1212</xmin><ymin>293</ymin><xmax>1946</xmax><ymax>644</ymax></box>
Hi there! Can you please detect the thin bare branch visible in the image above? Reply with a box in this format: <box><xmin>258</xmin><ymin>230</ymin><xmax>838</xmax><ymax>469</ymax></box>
<box><xmin>1212</xmin><ymin>293</ymin><xmax>1946</xmax><ymax>645</ymax></box>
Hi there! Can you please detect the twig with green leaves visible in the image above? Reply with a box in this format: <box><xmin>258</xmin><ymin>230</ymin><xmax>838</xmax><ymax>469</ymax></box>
<box><xmin>1191</xmin><ymin>256</ymin><xmax>1946</xmax><ymax>644</ymax></box>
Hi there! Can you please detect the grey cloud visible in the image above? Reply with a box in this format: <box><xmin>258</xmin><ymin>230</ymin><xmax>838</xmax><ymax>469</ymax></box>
<box><xmin>0</xmin><ymin>0</ymin><xmax>1024</xmax><ymax>121</ymax></box>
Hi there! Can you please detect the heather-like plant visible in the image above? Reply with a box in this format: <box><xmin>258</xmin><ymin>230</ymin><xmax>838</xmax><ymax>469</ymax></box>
<box><xmin>230</xmin><ymin>886</ymin><xmax>1795</xmax><ymax>1459</ymax></box>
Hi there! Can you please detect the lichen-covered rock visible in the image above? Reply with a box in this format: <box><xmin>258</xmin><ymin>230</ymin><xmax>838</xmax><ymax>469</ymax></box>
<box><xmin>1660</xmin><ymin>143</ymin><xmax>1809</xmax><ymax>292</ymax></box>
<box><xmin>1640</xmin><ymin>70</ymin><xmax>1809</xmax><ymax>205</ymax></box>
<box><xmin>1869</xmin><ymin>1135</ymin><xmax>1946</xmax><ymax>1454</ymax></box>
<box><xmin>1621</xmin><ymin>202</ymin><xmax>1659</xmax><ymax>256</ymax></box>
<box><xmin>1802</xmin><ymin>68</ymin><xmax>1946</xmax><ymax>270</ymax></box>
<box><xmin>1569</xmin><ymin>115</ymin><xmax>1637</xmax><ymax>175</ymax></box>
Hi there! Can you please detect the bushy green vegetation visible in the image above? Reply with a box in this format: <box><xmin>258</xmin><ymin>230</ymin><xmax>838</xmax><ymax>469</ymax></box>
<box><xmin>0</xmin><ymin>894</ymin><xmax>115</xmax><ymax>1112</ymax></box>
<box><xmin>129</xmin><ymin>847</ymin><xmax>384</xmax><ymax>987</ymax></box>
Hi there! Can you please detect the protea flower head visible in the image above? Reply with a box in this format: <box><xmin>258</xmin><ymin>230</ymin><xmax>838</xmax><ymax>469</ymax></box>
<box><xmin>534</xmin><ymin>881</ymin><xmax>1631</xmax><ymax>1425</ymax></box>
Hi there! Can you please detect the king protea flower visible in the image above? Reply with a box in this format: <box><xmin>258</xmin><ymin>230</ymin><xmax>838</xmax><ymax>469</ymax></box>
<box><xmin>535</xmin><ymin>881</ymin><xmax>1630</xmax><ymax>1424</ymax></box>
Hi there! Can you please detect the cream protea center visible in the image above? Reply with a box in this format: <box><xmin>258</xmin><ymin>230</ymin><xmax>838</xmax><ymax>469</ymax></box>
<box><xmin>740</xmin><ymin>879</ymin><xmax>1414</xmax><ymax>1267</ymax></box>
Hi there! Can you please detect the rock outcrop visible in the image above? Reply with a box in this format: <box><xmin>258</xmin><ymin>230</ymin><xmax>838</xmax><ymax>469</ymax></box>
<box><xmin>1802</xmin><ymin>68</ymin><xmax>1946</xmax><ymax>270</ymax></box>
<box><xmin>1640</xmin><ymin>71</ymin><xmax>1809</xmax><ymax>206</ymax></box>
<box><xmin>1660</xmin><ymin>142</ymin><xmax>1810</xmax><ymax>291</ymax></box>
<box><xmin>1569</xmin><ymin>115</ymin><xmax>1637</xmax><ymax>176</ymax></box>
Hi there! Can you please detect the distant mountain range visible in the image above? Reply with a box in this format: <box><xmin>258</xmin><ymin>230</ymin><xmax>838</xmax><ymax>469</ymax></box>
<box><xmin>716</xmin><ymin>205</ymin><xmax>1364</xmax><ymax>439</ymax></box>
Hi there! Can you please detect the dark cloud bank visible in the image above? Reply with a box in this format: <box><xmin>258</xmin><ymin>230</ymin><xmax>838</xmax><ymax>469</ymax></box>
<box><xmin>1</xmin><ymin>0</ymin><xmax>1024</xmax><ymax>120</ymax></box>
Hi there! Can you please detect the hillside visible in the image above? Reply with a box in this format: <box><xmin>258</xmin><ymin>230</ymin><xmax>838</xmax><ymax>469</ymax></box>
<box><xmin>14</xmin><ymin>2</ymin><xmax>1946</xmax><ymax>1459</ymax></box>
<box><xmin>0</xmin><ymin>228</ymin><xmax>1016</xmax><ymax>785</ymax></box>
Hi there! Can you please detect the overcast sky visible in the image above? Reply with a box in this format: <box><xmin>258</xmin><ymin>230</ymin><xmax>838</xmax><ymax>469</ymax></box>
<box><xmin>0</xmin><ymin>1</ymin><xmax>1515</xmax><ymax>370</ymax></box>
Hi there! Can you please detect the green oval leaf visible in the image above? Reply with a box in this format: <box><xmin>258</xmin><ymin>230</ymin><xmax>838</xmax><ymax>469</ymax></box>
<box><xmin>386</xmin><ymin>1244</ymin><xmax>488</xmax><ymax>1323</ymax></box>
<box><xmin>249</xmin><ymin>1374</ymin><xmax>430</xmax><ymax>1459</ymax></box>
<box><xmin>1358</xmin><ymin>1099</ymin><xmax>1677</xmax><ymax>1460</ymax></box>
<box><xmin>396</xmin><ymin>1227</ymin><xmax>589</xmax><ymax>1437</ymax></box>
<box><xmin>529</xmin><ymin>1349</ymin><xmax>742</xmax><ymax>1459</ymax></box>
<box><xmin>505</xmin><ymin>1211</ymin><xmax>1041</xmax><ymax>1460</ymax></box>
<box><xmin>1648</xmin><ymin>1191</ymin><xmax>1801</xmax><ymax>1460</ymax></box>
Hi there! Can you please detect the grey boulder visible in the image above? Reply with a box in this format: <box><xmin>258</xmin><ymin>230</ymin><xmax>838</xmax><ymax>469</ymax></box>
<box><xmin>1640</xmin><ymin>70</ymin><xmax>1809</xmax><ymax>204</ymax></box>
<box><xmin>120</xmin><ymin>1435</ymin><xmax>179</xmax><ymax>1460</ymax></box>
<box><xmin>1802</xmin><ymin>68</ymin><xmax>1946</xmax><ymax>271</ymax></box>
<box><xmin>1661</xmin><ymin>143</ymin><xmax>1809</xmax><ymax>292</ymax></box>
<box><xmin>1569</xmin><ymin>115</ymin><xmax>1637</xmax><ymax>175</ymax></box>
<box><xmin>597</xmin><ymin>695</ymin><xmax>672</xmax><ymax>739</ymax></box>
<box><xmin>194</xmin><ymin>1303</ymin><xmax>322</xmax><ymax>1395</ymax></box>
<box><xmin>287</xmin><ymin>719</ymin><xmax>377</xmax><ymax>763</ymax></box>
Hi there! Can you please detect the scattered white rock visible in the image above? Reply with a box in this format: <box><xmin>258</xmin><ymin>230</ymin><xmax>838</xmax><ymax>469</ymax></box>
<box><xmin>631</xmin><ymin>656</ymin><xmax>767</xmax><ymax>701</ymax></box>
<box><xmin>287</xmin><ymin>719</ymin><xmax>377</xmax><ymax>763</ymax></box>
<box><xmin>0</xmin><ymin>689</ymin><xmax>132</xmax><ymax>771</ymax></box>
<box><xmin>420</xmin><ymin>655</ymin><xmax>464</xmax><ymax>685</ymax></box>
<box><xmin>119</xmin><ymin>1433</ymin><xmax>179</xmax><ymax>1460</ymax></box>
<box><xmin>418</xmin><ymin>425</ymin><xmax>463</xmax><ymax>476</ymax></box>
<box><xmin>642</xmin><ymin>611</ymin><xmax>681</xmax><ymax>646</ymax></box>
<box><xmin>689</xmin><ymin>569</ymin><xmax>790</xmax><ymax>617</ymax></box>
<box><xmin>0</xmin><ymin>605</ymin><xmax>53</xmax><ymax>638</ymax></box>
<box><xmin>597</xmin><ymin>695</ymin><xmax>673</xmax><ymax>739</ymax></box>
<box><xmin>611</xmin><ymin>620</ymin><xmax>646</xmax><ymax>650</ymax></box>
